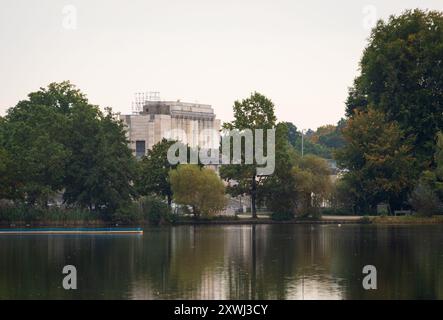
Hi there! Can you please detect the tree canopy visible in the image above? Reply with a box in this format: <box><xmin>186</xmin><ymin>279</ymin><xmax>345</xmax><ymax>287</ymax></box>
<box><xmin>336</xmin><ymin>108</ymin><xmax>416</xmax><ymax>212</ymax></box>
<box><xmin>135</xmin><ymin>139</ymin><xmax>178</xmax><ymax>205</ymax></box>
<box><xmin>170</xmin><ymin>164</ymin><xmax>226</xmax><ymax>217</ymax></box>
<box><xmin>345</xmin><ymin>9</ymin><xmax>443</xmax><ymax>165</ymax></box>
<box><xmin>0</xmin><ymin>81</ymin><xmax>136</xmax><ymax>217</ymax></box>
<box><xmin>282</xmin><ymin>121</ymin><xmax>345</xmax><ymax>159</ymax></box>
<box><xmin>220</xmin><ymin>92</ymin><xmax>277</xmax><ymax>218</ymax></box>
<box><xmin>292</xmin><ymin>154</ymin><xmax>332</xmax><ymax>217</ymax></box>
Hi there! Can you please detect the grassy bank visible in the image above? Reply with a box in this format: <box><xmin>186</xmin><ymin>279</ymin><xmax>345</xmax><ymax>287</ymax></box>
<box><xmin>0</xmin><ymin>196</ymin><xmax>174</xmax><ymax>227</ymax></box>
<box><xmin>0</xmin><ymin>206</ymin><xmax>101</xmax><ymax>226</ymax></box>
<box><xmin>370</xmin><ymin>215</ymin><xmax>443</xmax><ymax>224</ymax></box>
<box><xmin>3</xmin><ymin>204</ymin><xmax>443</xmax><ymax>227</ymax></box>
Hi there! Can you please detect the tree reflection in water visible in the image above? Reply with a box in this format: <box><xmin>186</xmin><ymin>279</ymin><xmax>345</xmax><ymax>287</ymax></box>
<box><xmin>0</xmin><ymin>224</ymin><xmax>442</xmax><ymax>299</ymax></box>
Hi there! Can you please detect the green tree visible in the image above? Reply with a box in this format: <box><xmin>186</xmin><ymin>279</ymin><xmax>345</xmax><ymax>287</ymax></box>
<box><xmin>63</xmin><ymin>107</ymin><xmax>137</xmax><ymax>215</ymax></box>
<box><xmin>313</xmin><ymin>120</ymin><xmax>346</xmax><ymax>150</ymax></box>
<box><xmin>0</xmin><ymin>118</ymin><xmax>13</xmax><ymax>200</ymax></box>
<box><xmin>433</xmin><ymin>132</ymin><xmax>443</xmax><ymax>196</ymax></box>
<box><xmin>135</xmin><ymin>139</ymin><xmax>178</xmax><ymax>206</ymax></box>
<box><xmin>220</xmin><ymin>92</ymin><xmax>276</xmax><ymax>218</ymax></box>
<box><xmin>1</xmin><ymin>81</ymin><xmax>136</xmax><ymax>217</ymax></box>
<box><xmin>261</xmin><ymin>123</ymin><xmax>297</xmax><ymax>220</ymax></box>
<box><xmin>282</xmin><ymin>121</ymin><xmax>340</xmax><ymax>159</ymax></box>
<box><xmin>328</xmin><ymin>177</ymin><xmax>355</xmax><ymax>214</ymax></box>
<box><xmin>170</xmin><ymin>164</ymin><xmax>226</xmax><ymax>217</ymax></box>
<box><xmin>346</xmin><ymin>9</ymin><xmax>443</xmax><ymax>165</ymax></box>
<box><xmin>284</xmin><ymin>122</ymin><xmax>301</xmax><ymax>149</ymax></box>
<box><xmin>292</xmin><ymin>154</ymin><xmax>332</xmax><ymax>218</ymax></box>
<box><xmin>1</xmin><ymin>96</ymin><xmax>70</xmax><ymax>205</ymax></box>
<box><xmin>409</xmin><ymin>132</ymin><xmax>443</xmax><ymax>215</ymax></box>
<box><xmin>0</xmin><ymin>147</ymin><xmax>13</xmax><ymax>200</ymax></box>
<box><xmin>336</xmin><ymin>108</ymin><xmax>416</xmax><ymax>212</ymax></box>
<box><xmin>261</xmin><ymin>123</ymin><xmax>333</xmax><ymax>219</ymax></box>
<box><xmin>409</xmin><ymin>178</ymin><xmax>441</xmax><ymax>217</ymax></box>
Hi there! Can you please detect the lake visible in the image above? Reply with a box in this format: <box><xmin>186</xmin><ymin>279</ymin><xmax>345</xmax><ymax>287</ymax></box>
<box><xmin>0</xmin><ymin>224</ymin><xmax>442</xmax><ymax>299</ymax></box>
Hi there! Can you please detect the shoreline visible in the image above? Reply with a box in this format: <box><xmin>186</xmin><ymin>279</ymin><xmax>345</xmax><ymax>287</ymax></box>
<box><xmin>1</xmin><ymin>215</ymin><xmax>443</xmax><ymax>228</ymax></box>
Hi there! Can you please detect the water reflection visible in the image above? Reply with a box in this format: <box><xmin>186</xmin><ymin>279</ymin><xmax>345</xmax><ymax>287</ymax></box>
<box><xmin>0</xmin><ymin>224</ymin><xmax>442</xmax><ymax>299</ymax></box>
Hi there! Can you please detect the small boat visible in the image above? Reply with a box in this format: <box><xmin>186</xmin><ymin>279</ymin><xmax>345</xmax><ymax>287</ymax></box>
<box><xmin>0</xmin><ymin>227</ymin><xmax>143</xmax><ymax>235</ymax></box>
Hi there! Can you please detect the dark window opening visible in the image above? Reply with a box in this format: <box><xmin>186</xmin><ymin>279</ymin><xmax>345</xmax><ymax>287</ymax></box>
<box><xmin>135</xmin><ymin>140</ymin><xmax>146</xmax><ymax>158</ymax></box>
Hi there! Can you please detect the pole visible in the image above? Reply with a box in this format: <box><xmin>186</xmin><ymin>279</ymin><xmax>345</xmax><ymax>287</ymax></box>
<box><xmin>301</xmin><ymin>129</ymin><xmax>304</xmax><ymax>157</ymax></box>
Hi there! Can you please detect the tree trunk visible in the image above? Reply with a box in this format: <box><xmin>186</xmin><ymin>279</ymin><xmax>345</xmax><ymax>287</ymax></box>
<box><xmin>251</xmin><ymin>174</ymin><xmax>257</xmax><ymax>219</ymax></box>
<box><xmin>167</xmin><ymin>194</ymin><xmax>172</xmax><ymax>207</ymax></box>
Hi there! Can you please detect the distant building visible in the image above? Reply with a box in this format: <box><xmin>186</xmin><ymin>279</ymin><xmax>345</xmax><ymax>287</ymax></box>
<box><xmin>120</xmin><ymin>99</ymin><xmax>221</xmax><ymax>158</ymax></box>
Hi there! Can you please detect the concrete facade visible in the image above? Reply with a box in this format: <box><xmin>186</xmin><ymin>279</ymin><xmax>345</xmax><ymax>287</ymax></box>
<box><xmin>120</xmin><ymin>101</ymin><xmax>221</xmax><ymax>157</ymax></box>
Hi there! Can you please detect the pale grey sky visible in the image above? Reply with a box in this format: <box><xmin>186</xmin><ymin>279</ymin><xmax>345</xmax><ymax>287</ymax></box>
<box><xmin>1</xmin><ymin>0</ymin><xmax>442</xmax><ymax>129</ymax></box>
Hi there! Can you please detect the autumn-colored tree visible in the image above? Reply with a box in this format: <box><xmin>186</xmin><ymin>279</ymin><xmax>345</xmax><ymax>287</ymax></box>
<box><xmin>336</xmin><ymin>108</ymin><xmax>416</xmax><ymax>212</ymax></box>
<box><xmin>282</xmin><ymin>121</ymin><xmax>345</xmax><ymax>159</ymax></box>
<box><xmin>308</xmin><ymin>125</ymin><xmax>336</xmax><ymax>144</ymax></box>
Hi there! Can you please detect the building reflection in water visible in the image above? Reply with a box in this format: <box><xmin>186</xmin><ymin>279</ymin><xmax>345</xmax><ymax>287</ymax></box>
<box><xmin>128</xmin><ymin>225</ymin><xmax>348</xmax><ymax>300</ymax></box>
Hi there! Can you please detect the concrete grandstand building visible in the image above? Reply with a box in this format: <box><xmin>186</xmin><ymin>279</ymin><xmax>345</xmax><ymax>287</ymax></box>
<box><xmin>120</xmin><ymin>94</ymin><xmax>221</xmax><ymax>158</ymax></box>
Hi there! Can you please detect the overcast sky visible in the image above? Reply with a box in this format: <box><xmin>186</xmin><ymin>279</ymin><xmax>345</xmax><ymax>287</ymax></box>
<box><xmin>1</xmin><ymin>0</ymin><xmax>442</xmax><ymax>129</ymax></box>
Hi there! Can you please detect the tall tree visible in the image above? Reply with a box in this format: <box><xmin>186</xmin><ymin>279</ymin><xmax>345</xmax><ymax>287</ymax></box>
<box><xmin>346</xmin><ymin>9</ymin><xmax>443</xmax><ymax>165</ymax></box>
<box><xmin>260</xmin><ymin>123</ymin><xmax>298</xmax><ymax>220</ymax></box>
<box><xmin>1</xmin><ymin>95</ymin><xmax>70</xmax><ymax>205</ymax></box>
<box><xmin>63</xmin><ymin>106</ymin><xmax>137</xmax><ymax>214</ymax></box>
<box><xmin>1</xmin><ymin>81</ymin><xmax>136</xmax><ymax>216</ymax></box>
<box><xmin>336</xmin><ymin>108</ymin><xmax>416</xmax><ymax>212</ymax></box>
<box><xmin>220</xmin><ymin>92</ymin><xmax>276</xmax><ymax>218</ymax></box>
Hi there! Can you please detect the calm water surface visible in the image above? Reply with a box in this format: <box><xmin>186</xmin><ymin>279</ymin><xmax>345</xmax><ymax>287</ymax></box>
<box><xmin>1</xmin><ymin>224</ymin><xmax>443</xmax><ymax>299</ymax></box>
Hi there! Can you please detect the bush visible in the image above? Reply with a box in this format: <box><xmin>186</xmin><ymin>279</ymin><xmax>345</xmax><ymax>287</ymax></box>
<box><xmin>112</xmin><ymin>197</ymin><xmax>172</xmax><ymax>225</ymax></box>
<box><xmin>0</xmin><ymin>204</ymin><xmax>97</xmax><ymax>223</ymax></box>
<box><xmin>112</xmin><ymin>201</ymin><xmax>142</xmax><ymax>223</ymax></box>
<box><xmin>0</xmin><ymin>204</ymin><xmax>33</xmax><ymax>222</ymax></box>
<box><xmin>139</xmin><ymin>196</ymin><xmax>172</xmax><ymax>225</ymax></box>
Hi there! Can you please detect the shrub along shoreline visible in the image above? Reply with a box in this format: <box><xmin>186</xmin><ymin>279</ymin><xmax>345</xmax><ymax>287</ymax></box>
<box><xmin>2</xmin><ymin>207</ymin><xmax>443</xmax><ymax>227</ymax></box>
